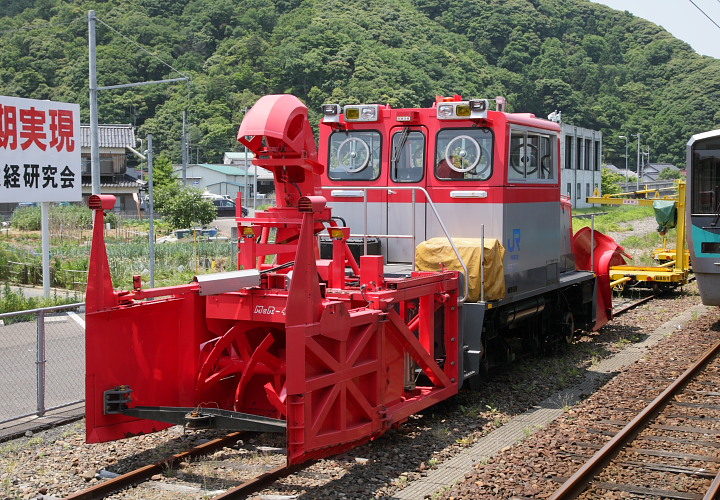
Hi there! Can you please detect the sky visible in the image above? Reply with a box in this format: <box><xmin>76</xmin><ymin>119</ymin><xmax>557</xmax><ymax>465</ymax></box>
<box><xmin>590</xmin><ymin>0</ymin><xmax>720</xmax><ymax>59</ymax></box>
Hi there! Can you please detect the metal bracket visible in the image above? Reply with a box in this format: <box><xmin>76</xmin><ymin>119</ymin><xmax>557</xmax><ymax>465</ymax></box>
<box><xmin>104</xmin><ymin>386</ymin><xmax>133</xmax><ymax>414</ymax></box>
<box><xmin>120</xmin><ymin>406</ymin><xmax>287</xmax><ymax>433</ymax></box>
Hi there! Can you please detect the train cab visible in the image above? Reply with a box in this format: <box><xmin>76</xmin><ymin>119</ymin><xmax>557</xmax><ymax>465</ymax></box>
<box><xmin>318</xmin><ymin>96</ymin><xmax>569</xmax><ymax>301</ymax></box>
<box><xmin>687</xmin><ymin>130</ymin><xmax>720</xmax><ymax>305</ymax></box>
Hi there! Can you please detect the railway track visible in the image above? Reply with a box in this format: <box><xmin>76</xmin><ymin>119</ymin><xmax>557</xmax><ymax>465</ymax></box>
<box><xmin>549</xmin><ymin>338</ymin><xmax>720</xmax><ymax>500</ymax></box>
<box><xmin>64</xmin><ymin>432</ymin><xmax>246</xmax><ymax>500</ymax></box>
<box><xmin>63</xmin><ymin>438</ymin><xmax>300</xmax><ymax>500</ymax></box>
<box><xmin>611</xmin><ymin>292</ymin><xmax>657</xmax><ymax>316</ymax></box>
<box><xmin>64</xmin><ymin>291</ymin><xmax>672</xmax><ymax>500</ymax></box>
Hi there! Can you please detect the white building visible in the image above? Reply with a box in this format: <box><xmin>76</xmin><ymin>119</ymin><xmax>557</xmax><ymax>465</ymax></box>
<box><xmin>177</xmin><ymin>162</ymin><xmax>274</xmax><ymax>202</ymax></box>
<box><xmin>560</xmin><ymin>123</ymin><xmax>603</xmax><ymax>209</ymax></box>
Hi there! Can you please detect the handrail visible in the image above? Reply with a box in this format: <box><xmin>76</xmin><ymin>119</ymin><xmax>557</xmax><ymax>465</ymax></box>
<box><xmin>0</xmin><ymin>301</ymin><xmax>85</xmax><ymax>319</ymax></box>
<box><xmin>322</xmin><ymin>185</ymin><xmax>470</xmax><ymax>303</ymax></box>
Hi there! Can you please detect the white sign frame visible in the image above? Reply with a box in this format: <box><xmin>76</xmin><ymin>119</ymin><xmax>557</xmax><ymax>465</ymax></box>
<box><xmin>0</xmin><ymin>96</ymin><xmax>81</xmax><ymax>203</ymax></box>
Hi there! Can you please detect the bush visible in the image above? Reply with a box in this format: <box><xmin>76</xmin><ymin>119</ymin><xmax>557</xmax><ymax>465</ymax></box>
<box><xmin>155</xmin><ymin>187</ymin><xmax>217</xmax><ymax>229</ymax></box>
<box><xmin>10</xmin><ymin>206</ymin><xmax>42</xmax><ymax>230</ymax></box>
<box><xmin>10</xmin><ymin>204</ymin><xmax>94</xmax><ymax>231</ymax></box>
<box><xmin>0</xmin><ymin>282</ymin><xmax>81</xmax><ymax>318</ymax></box>
<box><xmin>601</xmin><ymin>167</ymin><xmax>626</xmax><ymax>196</ymax></box>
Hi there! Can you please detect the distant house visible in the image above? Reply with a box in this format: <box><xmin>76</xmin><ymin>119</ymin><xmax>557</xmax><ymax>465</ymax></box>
<box><xmin>177</xmin><ymin>162</ymin><xmax>274</xmax><ymax>203</ymax></box>
<box><xmin>80</xmin><ymin>124</ymin><xmax>143</xmax><ymax>213</ymax></box>
<box><xmin>641</xmin><ymin>163</ymin><xmax>681</xmax><ymax>183</ymax></box>
<box><xmin>604</xmin><ymin>162</ymin><xmax>637</xmax><ymax>190</ymax></box>
<box><xmin>223</xmin><ymin>151</ymin><xmax>252</xmax><ymax>165</ymax></box>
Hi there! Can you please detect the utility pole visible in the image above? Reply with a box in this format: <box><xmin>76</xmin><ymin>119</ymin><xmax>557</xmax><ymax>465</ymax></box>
<box><xmin>88</xmin><ymin>11</ymin><xmax>100</xmax><ymax>195</ymax></box>
<box><xmin>147</xmin><ymin>134</ymin><xmax>155</xmax><ymax>288</ymax></box>
<box><xmin>619</xmin><ymin>135</ymin><xmax>629</xmax><ymax>188</ymax></box>
<box><xmin>182</xmin><ymin>110</ymin><xmax>188</xmax><ymax>186</ymax></box>
<box><xmin>632</xmin><ymin>133</ymin><xmax>641</xmax><ymax>191</ymax></box>
<box><xmin>88</xmin><ymin>10</ymin><xmax>190</xmax><ymax>195</ymax></box>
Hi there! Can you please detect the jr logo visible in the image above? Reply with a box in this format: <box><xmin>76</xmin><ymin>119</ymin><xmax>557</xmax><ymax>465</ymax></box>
<box><xmin>507</xmin><ymin>229</ymin><xmax>521</xmax><ymax>253</ymax></box>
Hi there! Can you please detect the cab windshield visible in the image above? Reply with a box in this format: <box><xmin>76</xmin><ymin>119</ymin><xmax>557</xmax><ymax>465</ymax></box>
<box><xmin>692</xmin><ymin>138</ymin><xmax>720</xmax><ymax>215</ymax></box>
<box><xmin>391</xmin><ymin>128</ymin><xmax>425</xmax><ymax>183</ymax></box>
<box><xmin>435</xmin><ymin>128</ymin><xmax>493</xmax><ymax>181</ymax></box>
<box><xmin>327</xmin><ymin>130</ymin><xmax>381</xmax><ymax>181</ymax></box>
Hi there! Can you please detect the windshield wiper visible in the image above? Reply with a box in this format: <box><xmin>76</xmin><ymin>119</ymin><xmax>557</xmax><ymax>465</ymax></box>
<box><xmin>391</xmin><ymin>127</ymin><xmax>411</xmax><ymax>171</ymax></box>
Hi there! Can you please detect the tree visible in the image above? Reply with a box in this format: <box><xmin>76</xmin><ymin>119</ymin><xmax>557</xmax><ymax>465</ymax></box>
<box><xmin>601</xmin><ymin>167</ymin><xmax>626</xmax><ymax>196</ymax></box>
<box><xmin>151</xmin><ymin>153</ymin><xmax>177</xmax><ymax>190</ymax></box>
<box><xmin>149</xmin><ymin>157</ymin><xmax>217</xmax><ymax>229</ymax></box>
<box><xmin>658</xmin><ymin>167</ymin><xmax>684</xmax><ymax>180</ymax></box>
<box><xmin>157</xmin><ymin>187</ymin><xmax>217</xmax><ymax>229</ymax></box>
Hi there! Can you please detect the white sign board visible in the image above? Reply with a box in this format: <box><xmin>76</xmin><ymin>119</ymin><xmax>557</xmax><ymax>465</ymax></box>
<box><xmin>0</xmin><ymin>96</ymin><xmax>81</xmax><ymax>203</ymax></box>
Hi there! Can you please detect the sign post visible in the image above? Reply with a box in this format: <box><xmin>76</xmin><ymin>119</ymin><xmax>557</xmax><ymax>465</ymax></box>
<box><xmin>0</xmin><ymin>96</ymin><xmax>82</xmax><ymax>297</ymax></box>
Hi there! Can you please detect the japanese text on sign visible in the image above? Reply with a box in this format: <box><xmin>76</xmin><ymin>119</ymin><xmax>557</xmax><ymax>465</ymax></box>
<box><xmin>0</xmin><ymin>96</ymin><xmax>81</xmax><ymax>203</ymax></box>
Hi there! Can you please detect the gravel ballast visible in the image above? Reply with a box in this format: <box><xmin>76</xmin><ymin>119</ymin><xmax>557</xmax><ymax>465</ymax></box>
<box><xmin>0</xmin><ymin>282</ymin><xmax>707</xmax><ymax>500</ymax></box>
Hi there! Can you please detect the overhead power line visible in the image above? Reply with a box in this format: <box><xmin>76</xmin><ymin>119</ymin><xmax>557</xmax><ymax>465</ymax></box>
<box><xmin>688</xmin><ymin>0</ymin><xmax>720</xmax><ymax>31</ymax></box>
<box><xmin>95</xmin><ymin>16</ymin><xmax>190</xmax><ymax>80</ymax></box>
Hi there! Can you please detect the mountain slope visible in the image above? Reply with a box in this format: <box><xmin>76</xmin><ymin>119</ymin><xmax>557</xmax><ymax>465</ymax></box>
<box><xmin>1</xmin><ymin>0</ymin><xmax>718</xmax><ymax>166</ymax></box>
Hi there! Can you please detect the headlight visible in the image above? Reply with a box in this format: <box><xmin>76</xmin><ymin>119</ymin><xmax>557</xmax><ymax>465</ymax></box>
<box><xmin>437</xmin><ymin>104</ymin><xmax>454</xmax><ymax>119</ymax></box>
<box><xmin>361</xmin><ymin>106</ymin><xmax>377</xmax><ymax>120</ymax></box>
<box><xmin>456</xmin><ymin>104</ymin><xmax>471</xmax><ymax>117</ymax></box>
<box><xmin>469</xmin><ymin>99</ymin><xmax>488</xmax><ymax>112</ymax></box>
<box><xmin>344</xmin><ymin>104</ymin><xmax>380</xmax><ymax>122</ymax></box>
<box><xmin>436</xmin><ymin>100</ymin><xmax>489</xmax><ymax>120</ymax></box>
<box><xmin>321</xmin><ymin>103</ymin><xmax>340</xmax><ymax>123</ymax></box>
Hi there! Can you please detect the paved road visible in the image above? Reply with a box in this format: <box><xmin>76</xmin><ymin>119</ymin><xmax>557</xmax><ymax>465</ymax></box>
<box><xmin>0</xmin><ymin>308</ymin><xmax>85</xmax><ymax>423</ymax></box>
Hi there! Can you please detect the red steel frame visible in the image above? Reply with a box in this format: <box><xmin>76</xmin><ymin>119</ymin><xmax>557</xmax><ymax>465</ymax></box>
<box><xmin>85</xmin><ymin>95</ymin><xmax>460</xmax><ymax>465</ymax></box>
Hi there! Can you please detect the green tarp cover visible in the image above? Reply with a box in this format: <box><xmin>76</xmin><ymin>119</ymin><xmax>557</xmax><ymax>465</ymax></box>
<box><xmin>653</xmin><ymin>200</ymin><xmax>677</xmax><ymax>235</ymax></box>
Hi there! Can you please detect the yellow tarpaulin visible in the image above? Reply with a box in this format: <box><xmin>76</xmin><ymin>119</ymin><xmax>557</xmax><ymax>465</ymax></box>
<box><xmin>415</xmin><ymin>237</ymin><xmax>506</xmax><ymax>302</ymax></box>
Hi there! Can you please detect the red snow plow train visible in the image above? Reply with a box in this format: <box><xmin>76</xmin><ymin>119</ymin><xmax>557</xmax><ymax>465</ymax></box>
<box><xmin>85</xmin><ymin>94</ymin><xmax>626</xmax><ymax>465</ymax></box>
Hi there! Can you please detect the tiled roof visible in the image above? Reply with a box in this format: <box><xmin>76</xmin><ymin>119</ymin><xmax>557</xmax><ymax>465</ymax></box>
<box><xmin>81</xmin><ymin>174</ymin><xmax>143</xmax><ymax>188</ymax></box>
<box><xmin>80</xmin><ymin>124</ymin><xmax>136</xmax><ymax>149</ymax></box>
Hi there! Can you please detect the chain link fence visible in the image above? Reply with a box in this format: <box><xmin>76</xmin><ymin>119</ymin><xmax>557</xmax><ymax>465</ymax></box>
<box><xmin>0</xmin><ymin>263</ymin><xmax>88</xmax><ymax>292</ymax></box>
<box><xmin>0</xmin><ymin>302</ymin><xmax>85</xmax><ymax>424</ymax></box>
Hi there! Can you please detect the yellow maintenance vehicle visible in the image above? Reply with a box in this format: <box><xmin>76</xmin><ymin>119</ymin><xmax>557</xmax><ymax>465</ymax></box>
<box><xmin>586</xmin><ymin>181</ymin><xmax>690</xmax><ymax>292</ymax></box>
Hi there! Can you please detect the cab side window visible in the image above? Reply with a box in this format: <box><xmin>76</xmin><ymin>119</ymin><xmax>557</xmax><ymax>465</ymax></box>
<box><xmin>509</xmin><ymin>130</ymin><xmax>556</xmax><ymax>181</ymax></box>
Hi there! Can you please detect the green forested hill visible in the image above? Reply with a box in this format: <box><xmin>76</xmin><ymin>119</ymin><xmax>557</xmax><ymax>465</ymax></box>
<box><xmin>2</xmin><ymin>0</ymin><xmax>719</xmax><ymax>168</ymax></box>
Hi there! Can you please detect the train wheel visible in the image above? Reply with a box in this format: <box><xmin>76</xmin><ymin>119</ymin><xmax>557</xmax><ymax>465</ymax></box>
<box><xmin>561</xmin><ymin>311</ymin><xmax>575</xmax><ymax>344</ymax></box>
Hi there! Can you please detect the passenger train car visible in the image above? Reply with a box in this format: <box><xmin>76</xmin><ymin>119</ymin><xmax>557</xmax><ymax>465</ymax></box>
<box><xmin>687</xmin><ymin>130</ymin><xmax>720</xmax><ymax>305</ymax></box>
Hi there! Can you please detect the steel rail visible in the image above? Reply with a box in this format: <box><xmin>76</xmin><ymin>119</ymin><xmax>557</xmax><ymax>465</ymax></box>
<box><xmin>209</xmin><ymin>463</ymin><xmax>307</xmax><ymax>499</ymax></box>
<box><xmin>703</xmin><ymin>469</ymin><xmax>720</xmax><ymax>500</ymax></box>
<box><xmin>611</xmin><ymin>293</ymin><xmax>656</xmax><ymax>316</ymax></box>
<box><xmin>64</xmin><ymin>432</ymin><xmax>244</xmax><ymax>500</ymax></box>
<box><xmin>549</xmin><ymin>338</ymin><xmax>720</xmax><ymax>500</ymax></box>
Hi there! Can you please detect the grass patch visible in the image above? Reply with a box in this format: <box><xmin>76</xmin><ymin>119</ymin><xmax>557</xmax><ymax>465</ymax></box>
<box><xmin>0</xmin><ymin>283</ymin><xmax>81</xmax><ymax>316</ymax></box>
<box><xmin>572</xmin><ymin>205</ymin><xmax>655</xmax><ymax>234</ymax></box>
